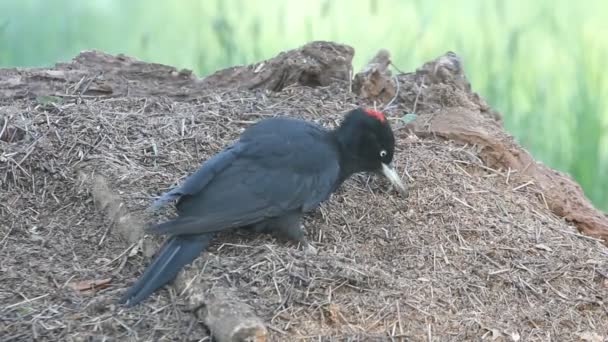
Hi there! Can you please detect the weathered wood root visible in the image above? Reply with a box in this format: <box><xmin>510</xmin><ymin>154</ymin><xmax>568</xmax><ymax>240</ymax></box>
<box><xmin>352</xmin><ymin>48</ymin><xmax>396</xmax><ymax>103</ymax></box>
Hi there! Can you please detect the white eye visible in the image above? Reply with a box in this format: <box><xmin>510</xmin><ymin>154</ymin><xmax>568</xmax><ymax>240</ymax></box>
<box><xmin>379</xmin><ymin>150</ymin><xmax>387</xmax><ymax>158</ymax></box>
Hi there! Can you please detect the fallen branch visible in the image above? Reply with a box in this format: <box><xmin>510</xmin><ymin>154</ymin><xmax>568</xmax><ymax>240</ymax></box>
<box><xmin>86</xmin><ymin>172</ymin><xmax>268</xmax><ymax>341</ymax></box>
<box><xmin>189</xmin><ymin>287</ymin><xmax>268</xmax><ymax>342</ymax></box>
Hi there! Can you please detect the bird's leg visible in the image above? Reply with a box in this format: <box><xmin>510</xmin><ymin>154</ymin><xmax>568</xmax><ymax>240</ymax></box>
<box><xmin>282</xmin><ymin>225</ymin><xmax>317</xmax><ymax>255</ymax></box>
<box><xmin>264</xmin><ymin>213</ymin><xmax>317</xmax><ymax>255</ymax></box>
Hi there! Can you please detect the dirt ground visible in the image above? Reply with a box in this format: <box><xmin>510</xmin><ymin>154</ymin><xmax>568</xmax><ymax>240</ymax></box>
<box><xmin>1</xmin><ymin>41</ymin><xmax>607</xmax><ymax>341</ymax></box>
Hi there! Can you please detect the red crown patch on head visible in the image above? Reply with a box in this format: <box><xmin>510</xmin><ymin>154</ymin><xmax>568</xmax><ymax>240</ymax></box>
<box><xmin>363</xmin><ymin>108</ymin><xmax>386</xmax><ymax>122</ymax></box>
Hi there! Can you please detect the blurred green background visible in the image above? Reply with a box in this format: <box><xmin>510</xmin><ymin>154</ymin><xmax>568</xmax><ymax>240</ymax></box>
<box><xmin>1</xmin><ymin>0</ymin><xmax>606</xmax><ymax>210</ymax></box>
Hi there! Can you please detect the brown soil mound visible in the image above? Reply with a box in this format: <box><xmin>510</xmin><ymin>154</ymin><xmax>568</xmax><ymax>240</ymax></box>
<box><xmin>1</xmin><ymin>42</ymin><xmax>607</xmax><ymax>341</ymax></box>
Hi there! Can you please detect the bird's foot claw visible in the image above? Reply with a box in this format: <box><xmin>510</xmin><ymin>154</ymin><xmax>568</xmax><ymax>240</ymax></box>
<box><xmin>303</xmin><ymin>243</ymin><xmax>318</xmax><ymax>255</ymax></box>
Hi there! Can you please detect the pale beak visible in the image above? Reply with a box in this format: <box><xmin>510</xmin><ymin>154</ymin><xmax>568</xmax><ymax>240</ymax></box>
<box><xmin>381</xmin><ymin>162</ymin><xmax>408</xmax><ymax>197</ymax></box>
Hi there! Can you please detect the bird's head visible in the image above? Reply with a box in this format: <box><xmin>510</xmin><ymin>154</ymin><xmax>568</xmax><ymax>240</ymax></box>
<box><xmin>335</xmin><ymin>107</ymin><xmax>408</xmax><ymax>196</ymax></box>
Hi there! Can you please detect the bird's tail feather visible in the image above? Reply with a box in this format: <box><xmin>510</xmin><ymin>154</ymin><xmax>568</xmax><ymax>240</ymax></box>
<box><xmin>119</xmin><ymin>233</ymin><xmax>213</xmax><ymax>306</ymax></box>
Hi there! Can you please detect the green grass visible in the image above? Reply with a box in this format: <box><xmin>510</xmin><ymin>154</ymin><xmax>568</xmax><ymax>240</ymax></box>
<box><xmin>1</xmin><ymin>0</ymin><xmax>606</xmax><ymax>210</ymax></box>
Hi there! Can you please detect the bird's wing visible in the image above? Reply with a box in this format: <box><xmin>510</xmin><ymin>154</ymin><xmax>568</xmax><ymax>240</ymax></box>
<box><xmin>146</xmin><ymin>128</ymin><xmax>341</xmax><ymax>236</ymax></box>
<box><xmin>148</xmin><ymin>142</ymin><xmax>244</xmax><ymax>210</ymax></box>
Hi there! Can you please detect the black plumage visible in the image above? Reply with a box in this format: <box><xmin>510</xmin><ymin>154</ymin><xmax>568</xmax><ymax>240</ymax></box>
<box><xmin>120</xmin><ymin>107</ymin><xmax>407</xmax><ymax>306</ymax></box>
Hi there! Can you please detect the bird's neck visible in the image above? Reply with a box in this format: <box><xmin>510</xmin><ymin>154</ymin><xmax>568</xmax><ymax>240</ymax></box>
<box><xmin>331</xmin><ymin>126</ymin><xmax>365</xmax><ymax>182</ymax></box>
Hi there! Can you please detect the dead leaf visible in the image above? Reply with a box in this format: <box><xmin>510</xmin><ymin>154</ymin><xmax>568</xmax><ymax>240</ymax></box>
<box><xmin>322</xmin><ymin>303</ymin><xmax>341</xmax><ymax>325</ymax></box>
<box><xmin>534</xmin><ymin>244</ymin><xmax>553</xmax><ymax>252</ymax></box>
<box><xmin>128</xmin><ymin>240</ymin><xmax>141</xmax><ymax>257</ymax></box>
<box><xmin>69</xmin><ymin>278</ymin><xmax>112</xmax><ymax>292</ymax></box>
<box><xmin>94</xmin><ymin>258</ymin><xmax>111</xmax><ymax>264</ymax></box>
<box><xmin>490</xmin><ymin>329</ymin><xmax>504</xmax><ymax>339</ymax></box>
<box><xmin>482</xmin><ymin>327</ymin><xmax>504</xmax><ymax>340</ymax></box>
<box><xmin>482</xmin><ymin>327</ymin><xmax>520</xmax><ymax>341</ymax></box>
<box><xmin>253</xmin><ymin>62</ymin><xmax>265</xmax><ymax>73</ymax></box>
<box><xmin>576</xmin><ymin>331</ymin><xmax>604</xmax><ymax>342</ymax></box>
<box><xmin>507</xmin><ymin>330</ymin><xmax>520</xmax><ymax>341</ymax></box>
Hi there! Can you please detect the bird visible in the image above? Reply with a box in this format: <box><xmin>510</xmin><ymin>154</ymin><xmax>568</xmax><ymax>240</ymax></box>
<box><xmin>119</xmin><ymin>107</ymin><xmax>408</xmax><ymax>306</ymax></box>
